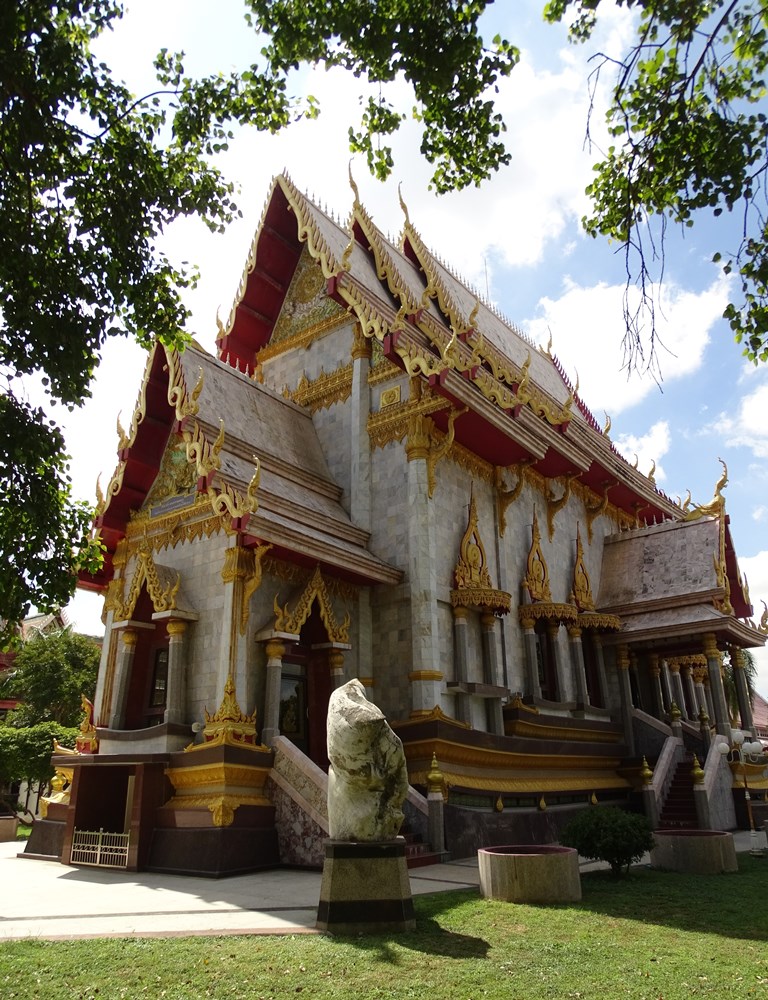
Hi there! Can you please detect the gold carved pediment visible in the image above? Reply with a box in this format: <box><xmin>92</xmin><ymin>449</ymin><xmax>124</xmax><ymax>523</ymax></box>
<box><xmin>451</xmin><ymin>491</ymin><xmax>511</xmax><ymax>615</ymax></box>
<box><xmin>273</xmin><ymin>565</ymin><xmax>350</xmax><ymax>643</ymax></box>
<box><xmin>523</xmin><ymin>508</ymin><xmax>551</xmax><ymax>603</ymax></box>
<box><xmin>570</xmin><ymin>524</ymin><xmax>595</xmax><ymax>612</ymax></box>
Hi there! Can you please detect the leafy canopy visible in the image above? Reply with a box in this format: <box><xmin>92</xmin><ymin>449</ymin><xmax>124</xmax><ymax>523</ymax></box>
<box><xmin>0</xmin><ymin>0</ymin><xmax>515</xmax><ymax>634</ymax></box>
<box><xmin>0</xmin><ymin>722</ymin><xmax>79</xmax><ymax>802</ymax></box>
<box><xmin>3</xmin><ymin>0</ymin><xmax>767</xmax><ymax>631</ymax></box>
<box><xmin>1</xmin><ymin>628</ymin><xmax>100</xmax><ymax>728</ymax></box>
<box><xmin>544</xmin><ymin>0</ymin><xmax>768</xmax><ymax>369</ymax></box>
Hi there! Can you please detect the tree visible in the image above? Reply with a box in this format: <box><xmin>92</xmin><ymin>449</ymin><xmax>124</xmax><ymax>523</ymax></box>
<box><xmin>1</xmin><ymin>628</ymin><xmax>100</xmax><ymax>728</ymax></box>
<box><xmin>4</xmin><ymin>0</ymin><xmax>765</xmax><ymax>630</ymax></box>
<box><xmin>543</xmin><ymin>0</ymin><xmax>768</xmax><ymax>371</ymax></box>
<box><xmin>0</xmin><ymin>1</ymin><xmax>515</xmax><ymax>636</ymax></box>
<box><xmin>0</xmin><ymin>721</ymin><xmax>78</xmax><ymax>814</ymax></box>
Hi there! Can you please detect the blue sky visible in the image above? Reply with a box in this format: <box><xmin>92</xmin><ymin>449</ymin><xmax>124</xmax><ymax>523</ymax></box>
<box><xmin>56</xmin><ymin>0</ymin><xmax>768</xmax><ymax>695</ymax></box>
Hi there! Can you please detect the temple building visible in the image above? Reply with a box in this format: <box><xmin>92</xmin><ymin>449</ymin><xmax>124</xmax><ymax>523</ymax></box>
<box><xmin>31</xmin><ymin>174</ymin><xmax>768</xmax><ymax>874</ymax></box>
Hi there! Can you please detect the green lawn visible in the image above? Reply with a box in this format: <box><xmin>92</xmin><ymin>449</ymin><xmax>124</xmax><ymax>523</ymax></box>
<box><xmin>1</xmin><ymin>855</ymin><xmax>766</xmax><ymax>1000</ymax></box>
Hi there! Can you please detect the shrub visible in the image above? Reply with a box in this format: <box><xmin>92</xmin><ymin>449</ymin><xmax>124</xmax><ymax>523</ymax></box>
<box><xmin>560</xmin><ymin>806</ymin><xmax>655</xmax><ymax>877</ymax></box>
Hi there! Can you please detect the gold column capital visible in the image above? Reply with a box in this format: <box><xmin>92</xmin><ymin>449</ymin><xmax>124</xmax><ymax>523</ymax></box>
<box><xmin>166</xmin><ymin>620</ymin><xmax>188</xmax><ymax>638</ymax></box>
<box><xmin>120</xmin><ymin>629</ymin><xmax>138</xmax><ymax>649</ymax></box>
<box><xmin>265</xmin><ymin>639</ymin><xmax>286</xmax><ymax>662</ymax></box>
<box><xmin>702</xmin><ymin>633</ymin><xmax>720</xmax><ymax>659</ymax></box>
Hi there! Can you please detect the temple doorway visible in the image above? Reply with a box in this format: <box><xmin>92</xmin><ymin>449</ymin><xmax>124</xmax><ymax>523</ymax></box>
<box><xmin>279</xmin><ymin>603</ymin><xmax>333</xmax><ymax>769</ymax></box>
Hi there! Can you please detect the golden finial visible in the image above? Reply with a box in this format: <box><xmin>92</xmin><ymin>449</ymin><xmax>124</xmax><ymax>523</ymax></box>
<box><xmin>538</xmin><ymin>795</ymin><xmax>547</xmax><ymax>811</ymax></box>
<box><xmin>647</xmin><ymin>459</ymin><xmax>656</xmax><ymax>484</ymax></box>
<box><xmin>215</xmin><ymin>307</ymin><xmax>226</xmax><ymax>342</ymax></box>
<box><xmin>468</xmin><ymin>299</ymin><xmax>480</xmax><ymax>330</ymax></box>
<box><xmin>544</xmin><ymin>329</ymin><xmax>553</xmax><ymax>357</ymax></box>
<box><xmin>759</xmin><ymin>599</ymin><xmax>768</xmax><ymax>634</ymax></box>
<box><xmin>494</xmin><ymin>795</ymin><xmax>504</xmax><ymax>813</ymax></box>
<box><xmin>397</xmin><ymin>182</ymin><xmax>410</xmax><ymax>226</ymax></box>
<box><xmin>640</xmin><ymin>756</ymin><xmax>653</xmax><ymax>785</ymax></box>
<box><xmin>116</xmin><ymin>412</ymin><xmax>129</xmax><ymax>450</ymax></box>
<box><xmin>698</xmin><ymin>705</ymin><xmax>710</xmax><ymax>727</ymax></box>
<box><xmin>603</xmin><ymin>412</ymin><xmax>612</xmax><ymax>437</ymax></box>
<box><xmin>714</xmin><ymin>457</ymin><xmax>728</xmax><ymax>497</ymax></box>
<box><xmin>681</xmin><ymin>488</ymin><xmax>692</xmax><ymax>511</ymax></box>
<box><xmin>632</xmin><ymin>453</ymin><xmax>639</xmax><ymax>469</ymax></box>
<box><xmin>590</xmin><ymin>791</ymin><xmax>598</xmax><ymax>805</ymax></box>
<box><xmin>426</xmin><ymin>752</ymin><xmax>444</xmax><ymax>794</ymax></box>
<box><xmin>691</xmin><ymin>755</ymin><xmax>705</xmax><ymax>784</ymax></box>
<box><xmin>669</xmin><ymin>701</ymin><xmax>681</xmax><ymax>722</ymax></box>
<box><xmin>348</xmin><ymin>160</ymin><xmax>361</xmax><ymax>207</ymax></box>
<box><xmin>95</xmin><ymin>473</ymin><xmax>105</xmax><ymax>513</ymax></box>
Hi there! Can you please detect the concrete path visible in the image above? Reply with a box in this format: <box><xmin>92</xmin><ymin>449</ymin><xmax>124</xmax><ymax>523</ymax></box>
<box><xmin>2</xmin><ymin>830</ymin><xmax>762</xmax><ymax>941</ymax></box>
<box><xmin>0</xmin><ymin>842</ymin><xmax>479</xmax><ymax>941</ymax></box>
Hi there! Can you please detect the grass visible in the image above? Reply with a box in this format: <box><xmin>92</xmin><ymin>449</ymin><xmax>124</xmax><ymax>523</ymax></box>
<box><xmin>1</xmin><ymin>856</ymin><xmax>767</xmax><ymax>1000</ymax></box>
<box><xmin>15</xmin><ymin>822</ymin><xmax>31</xmax><ymax>840</ymax></box>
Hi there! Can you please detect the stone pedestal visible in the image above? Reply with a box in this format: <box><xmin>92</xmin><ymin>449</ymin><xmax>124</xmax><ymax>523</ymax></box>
<box><xmin>316</xmin><ymin>839</ymin><xmax>415</xmax><ymax>934</ymax></box>
<box><xmin>478</xmin><ymin>845</ymin><xmax>582</xmax><ymax>903</ymax></box>
<box><xmin>650</xmin><ymin>830</ymin><xmax>738</xmax><ymax>874</ymax></box>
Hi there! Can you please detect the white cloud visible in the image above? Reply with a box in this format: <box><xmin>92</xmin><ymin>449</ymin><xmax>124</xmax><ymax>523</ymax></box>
<box><xmin>753</xmin><ymin>506</ymin><xmax>768</xmax><ymax>523</ymax></box>
<box><xmin>524</xmin><ymin>275</ymin><xmax>731</xmax><ymax>415</ymax></box>
<box><xmin>612</xmin><ymin>420</ymin><xmax>671</xmax><ymax>483</ymax></box>
<box><xmin>708</xmin><ymin>380</ymin><xmax>768</xmax><ymax>458</ymax></box>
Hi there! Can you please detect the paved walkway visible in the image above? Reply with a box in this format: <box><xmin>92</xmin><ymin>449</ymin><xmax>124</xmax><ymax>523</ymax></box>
<box><xmin>0</xmin><ymin>841</ymin><xmax>480</xmax><ymax>940</ymax></box>
<box><xmin>1</xmin><ymin>830</ymin><xmax>763</xmax><ymax>941</ymax></box>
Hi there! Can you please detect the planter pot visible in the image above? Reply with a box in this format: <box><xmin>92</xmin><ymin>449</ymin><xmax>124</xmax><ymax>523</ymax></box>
<box><xmin>0</xmin><ymin>816</ymin><xmax>19</xmax><ymax>842</ymax></box>
<box><xmin>650</xmin><ymin>830</ymin><xmax>737</xmax><ymax>874</ymax></box>
<box><xmin>478</xmin><ymin>845</ymin><xmax>581</xmax><ymax>903</ymax></box>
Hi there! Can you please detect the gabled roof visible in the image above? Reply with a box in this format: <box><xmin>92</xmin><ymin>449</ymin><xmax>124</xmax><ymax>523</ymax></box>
<box><xmin>215</xmin><ymin>174</ymin><xmax>681</xmax><ymax>526</ymax></box>
<box><xmin>597</xmin><ymin>517</ymin><xmax>761</xmax><ymax>650</ymax></box>
<box><xmin>86</xmin><ymin>341</ymin><xmax>401</xmax><ymax>591</ymax></box>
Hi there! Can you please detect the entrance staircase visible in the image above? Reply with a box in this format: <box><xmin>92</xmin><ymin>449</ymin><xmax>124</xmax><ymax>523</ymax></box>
<box><xmin>270</xmin><ymin>736</ymin><xmax>440</xmax><ymax>868</ymax></box>
<box><xmin>657</xmin><ymin>753</ymin><xmax>699</xmax><ymax>830</ymax></box>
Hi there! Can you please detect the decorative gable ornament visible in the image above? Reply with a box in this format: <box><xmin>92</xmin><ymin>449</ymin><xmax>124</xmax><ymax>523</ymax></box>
<box><xmin>450</xmin><ymin>491</ymin><xmax>511</xmax><ymax>615</ymax></box>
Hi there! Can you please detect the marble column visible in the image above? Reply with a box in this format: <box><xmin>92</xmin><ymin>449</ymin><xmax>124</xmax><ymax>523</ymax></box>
<box><xmin>682</xmin><ymin>664</ymin><xmax>698</xmax><ymax>721</ymax></box>
<box><xmin>218</xmin><ymin>541</ymin><xmax>253</xmax><ymax>710</ymax></box>
<box><xmin>519</xmin><ymin>613</ymin><xmax>541</xmax><ymax>699</ymax></box>
<box><xmin>667</xmin><ymin>659</ymin><xmax>687</xmax><ymax>720</ymax></box>
<box><xmin>691</xmin><ymin>665</ymin><xmax>709</xmax><ymax>718</ymax></box>
<box><xmin>703</xmin><ymin>633</ymin><xmax>730</xmax><ymax>738</ymax></box>
<box><xmin>261</xmin><ymin>638</ymin><xmax>286</xmax><ymax>747</ymax></box>
<box><xmin>356</xmin><ymin>589</ymin><xmax>375</xmax><ymax>695</ymax></box>
<box><xmin>703</xmin><ymin>673</ymin><xmax>715</xmax><ymax>724</ymax></box>
<box><xmin>481</xmin><ymin>613</ymin><xmax>504</xmax><ymax>735</ymax></box>
<box><xmin>350</xmin><ymin>326</ymin><xmax>372</xmax><ymax>533</ymax></box>
<box><xmin>566</xmin><ymin>624</ymin><xmax>589</xmax><ymax>708</ymax></box>
<box><xmin>164</xmin><ymin>620</ymin><xmax>188</xmax><ymax>725</ymax></box>
<box><xmin>107</xmin><ymin>629</ymin><xmax>138</xmax><ymax>730</ymax></box>
<box><xmin>731</xmin><ymin>648</ymin><xmax>757</xmax><ymax>737</ymax></box>
<box><xmin>649</xmin><ymin>653</ymin><xmax>665</xmax><ymax>719</ymax></box>
<box><xmin>328</xmin><ymin>648</ymin><xmax>346</xmax><ymax>691</ymax></box>
<box><xmin>630</xmin><ymin>652</ymin><xmax>644</xmax><ymax>712</ymax></box>
<box><xmin>661</xmin><ymin>659</ymin><xmax>674</xmax><ymax>714</ymax></box>
<box><xmin>592</xmin><ymin>635</ymin><xmax>610</xmax><ymax>709</ymax></box>
<box><xmin>616</xmin><ymin>645</ymin><xmax>635</xmax><ymax>754</ymax></box>
<box><xmin>452</xmin><ymin>606</ymin><xmax>471</xmax><ymax>725</ymax></box>
<box><xmin>547</xmin><ymin>621</ymin><xmax>564</xmax><ymax>702</ymax></box>
<box><xmin>405</xmin><ymin>415</ymin><xmax>442</xmax><ymax>715</ymax></box>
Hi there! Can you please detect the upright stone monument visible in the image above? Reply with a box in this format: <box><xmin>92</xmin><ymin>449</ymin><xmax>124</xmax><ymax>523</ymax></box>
<box><xmin>316</xmin><ymin>679</ymin><xmax>415</xmax><ymax>933</ymax></box>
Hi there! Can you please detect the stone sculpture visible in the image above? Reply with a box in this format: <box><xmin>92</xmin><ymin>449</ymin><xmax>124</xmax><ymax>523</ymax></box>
<box><xmin>326</xmin><ymin>679</ymin><xmax>409</xmax><ymax>841</ymax></box>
